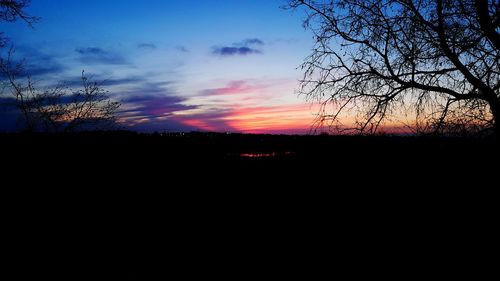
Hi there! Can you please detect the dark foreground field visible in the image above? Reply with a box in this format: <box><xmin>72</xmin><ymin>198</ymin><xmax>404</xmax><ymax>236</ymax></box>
<box><xmin>2</xmin><ymin>132</ymin><xmax>497</xmax><ymax>280</ymax></box>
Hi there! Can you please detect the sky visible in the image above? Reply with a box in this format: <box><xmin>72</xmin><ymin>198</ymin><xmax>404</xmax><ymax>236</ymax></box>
<box><xmin>0</xmin><ymin>0</ymin><xmax>318</xmax><ymax>134</ymax></box>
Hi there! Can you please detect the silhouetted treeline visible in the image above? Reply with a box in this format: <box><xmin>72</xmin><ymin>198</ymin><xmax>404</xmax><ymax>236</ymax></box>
<box><xmin>2</xmin><ymin>131</ymin><xmax>497</xmax><ymax>166</ymax></box>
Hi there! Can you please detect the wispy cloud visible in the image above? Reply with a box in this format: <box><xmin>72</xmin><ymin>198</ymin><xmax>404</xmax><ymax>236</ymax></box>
<box><xmin>175</xmin><ymin>109</ymin><xmax>237</xmax><ymax>132</ymax></box>
<box><xmin>20</xmin><ymin>63</ymin><xmax>65</xmax><ymax>77</ymax></box>
<box><xmin>76</xmin><ymin>47</ymin><xmax>107</xmax><ymax>55</ymax></box>
<box><xmin>200</xmin><ymin>80</ymin><xmax>265</xmax><ymax>96</ymax></box>
<box><xmin>122</xmin><ymin>95</ymin><xmax>197</xmax><ymax>117</ymax></box>
<box><xmin>212</xmin><ymin>38</ymin><xmax>265</xmax><ymax>57</ymax></box>
<box><xmin>227</xmin><ymin>104</ymin><xmax>314</xmax><ymax>134</ymax></box>
<box><xmin>118</xmin><ymin>81</ymin><xmax>176</xmax><ymax>97</ymax></box>
<box><xmin>239</xmin><ymin>38</ymin><xmax>265</xmax><ymax>46</ymax></box>
<box><xmin>172</xmin><ymin>103</ymin><xmax>313</xmax><ymax>133</ymax></box>
<box><xmin>182</xmin><ymin>78</ymin><xmax>314</xmax><ymax>133</ymax></box>
<box><xmin>119</xmin><ymin>95</ymin><xmax>199</xmax><ymax>132</ymax></box>
<box><xmin>138</xmin><ymin>43</ymin><xmax>157</xmax><ymax>50</ymax></box>
<box><xmin>212</xmin><ymin>46</ymin><xmax>262</xmax><ymax>56</ymax></box>
<box><xmin>102</xmin><ymin>76</ymin><xmax>147</xmax><ymax>86</ymax></box>
<box><xmin>75</xmin><ymin>47</ymin><xmax>127</xmax><ymax>65</ymax></box>
<box><xmin>52</xmin><ymin>74</ymin><xmax>152</xmax><ymax>88</ymax></box>
<box><xmin>116</xmin><ymin>79</ymin><xmax>198</xmax><ymax>131</ymax></box>
<box><xmin>102</xmin><ymin>74</ymin><xmax>174</xmax><ymax>87</ymax></box>
<box><xmin>97</xmin><ymin>77</ymin><xmax>197</xmax><ymax>132</ymax></box>
<box><xmin>176</xmin><ymin>45</ymin><xmax>189</xmax><ymax>53</ymax></box>
<box><xmin>1</xmin><ymin>46</ymin><xmax>66</xmax><ymax>78</ymax></box>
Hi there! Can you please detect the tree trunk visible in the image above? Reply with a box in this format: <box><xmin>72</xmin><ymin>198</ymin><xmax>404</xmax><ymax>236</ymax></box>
<box><xmin>490</xmin><ymin>98</ymin><xmax>500</xmax><ymax>142</ymax></box>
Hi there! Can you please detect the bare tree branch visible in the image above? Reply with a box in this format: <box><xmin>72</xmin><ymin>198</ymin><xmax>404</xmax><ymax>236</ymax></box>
<box><xmin>288</xmin><ymin>0</ymin><xmax>500</xmax><ymax>136</ymax></box>
<box><xmin>1</xmin><ymin>57</ymin><xmax>120</xmax><ymax>132</ymax></box>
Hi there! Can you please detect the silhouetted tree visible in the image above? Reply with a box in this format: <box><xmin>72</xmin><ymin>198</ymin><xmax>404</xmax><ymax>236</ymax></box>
<box><xmin>0</xmin><ymin>0</ymin><xmax>37</xmax><ymax>47</ymax></box>
<box><xmin>1</xmin><ymin>56</ymin><xmax>120</xmax><ymax>132</ymax></box>
<box><xmin>289</xmin><ymin>0</ymin><xmax>500</xmax><ymax>137</ymax></box>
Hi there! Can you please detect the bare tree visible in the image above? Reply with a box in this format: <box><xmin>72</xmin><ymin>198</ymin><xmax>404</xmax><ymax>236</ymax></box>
<box><xmin>0</xmin><ymin>0</ymin><xmax>36</xmax><ymax>23</ymax></box>
<box><xmin>288</xmin><ymin>0</ymin><xmax>500</xmax><ymax>137</ymax></box>
<box><xmin>1</xmin><ymin>0</ymin><xmax>37</xmax><ymax>46</ymax></box>
<box><xmin>1</xmin><ymin>48</ymin><xmax>34</xmax><ymax>129</ymax></box>
<box><xmin>1</xmin><ymin>54</ymin><xmax>120</xmax><ymax>132</ymax></box>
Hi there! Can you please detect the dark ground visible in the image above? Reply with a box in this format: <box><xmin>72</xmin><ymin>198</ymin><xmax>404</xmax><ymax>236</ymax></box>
<box><xmin>2</xmin><ymin>131</ymin><xmax>497</xmax><ymax>280</ymax></box>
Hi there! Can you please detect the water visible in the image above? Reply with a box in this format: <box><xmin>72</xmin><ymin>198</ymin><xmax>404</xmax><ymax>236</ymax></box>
<box><xmin>239</xmin><ymin>151</ymin><xmax>295</xmax><ymax>158</ymax></box>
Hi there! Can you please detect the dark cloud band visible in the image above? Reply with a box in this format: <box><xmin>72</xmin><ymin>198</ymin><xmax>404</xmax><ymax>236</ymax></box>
<box><xmin>212</xmin><ymin>38</ymin><xmax>265</xmax><ymax>57</ymax></box>
<box><xmin>75</xmin><ymin>47</ymin><xmax>127</xmax><ymax>65</ymax></box>
<box><xmin>212</xmin><ymin>46</ymin><xmax>262</xmax><ymax>56</ymax></box>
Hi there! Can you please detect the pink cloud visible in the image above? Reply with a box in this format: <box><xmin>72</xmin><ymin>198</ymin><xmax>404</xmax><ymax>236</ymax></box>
<box><xmin>182</xmin><ymin>119</ymin><xmax>221</xmax><ymax>132</ymax></box>
<box><xmin>173</xmin><ymin>103</ymin><xmax>316</xmax><ymax>134</ymax></box>
<box><xmin>200</xmin><ymin>80</ymin><xmax>266</xmax><ymax>96</ymax></box>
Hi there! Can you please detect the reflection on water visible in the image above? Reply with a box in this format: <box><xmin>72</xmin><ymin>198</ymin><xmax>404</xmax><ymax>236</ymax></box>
<box><xmin>240</xmin><ymin>151</ymin><xmax>296</xmax><ymax>158</ymax></box>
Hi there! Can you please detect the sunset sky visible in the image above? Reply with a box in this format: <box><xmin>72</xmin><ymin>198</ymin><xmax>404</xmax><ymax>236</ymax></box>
<box><xmin>1</xmin><ymin>0</ymin><xmax>319</xmax><ymax>133</ymax></box>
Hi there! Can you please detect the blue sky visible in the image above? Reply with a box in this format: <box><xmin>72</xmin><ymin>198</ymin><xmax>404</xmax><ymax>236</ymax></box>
<box><xmin>1</xmin><ymin>0</ymin><xmax>317</xmax><ymax>133</ymax></box>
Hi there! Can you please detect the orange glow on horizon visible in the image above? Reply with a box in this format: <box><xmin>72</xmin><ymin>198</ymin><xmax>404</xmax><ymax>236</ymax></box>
<box><xmin>182</xmin><ymin>119</ymin><xmax>221</xmax><ymax>132</ymax></box>
<box><xmin>228</xmin><ymin>104</ymin><xmax>317</xmax><ymax>133</ymax></box>
<box><xmin>177</xmin><ymin>103</ymin><xmax>318</xmax><ymax>133</ymax></box>
<box><xmin>173</xmin><ymin>100</ymin><xmax>418</xmax><ymax>134</ymax></box>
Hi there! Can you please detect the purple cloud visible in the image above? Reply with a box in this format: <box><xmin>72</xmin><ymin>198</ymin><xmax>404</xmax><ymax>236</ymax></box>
<box><xmin>119</xmin><ymin>94</ymin><xmax>198</xmax><ymax>131</ymax></box>
<box><xmin>122</xmin><ymin>95</ymin><xmax>197</xmax><ymax>117</ymax></box>
<box><xmin>174</xmin><ymin>109</ymin><xmax>238</xmax><ymax>132</ymax></box>
<box><xmin>212</xmin><ymin>46</ymin><xmax>262</xmax><ymax>56</ymax></box>
<box><xmin>200</xmin><ymin>80</ymin><xmax>266</xmax><ymax>96</ymax></box>
<box><xmin>212</xmin><ymin>38</ymin><xmax>265</xmax><ymax>56</ymax></box>
<box><xmin>125</xmin><ymin>118</ymin><xmax>197</xmax><ymax>132</ymax></box>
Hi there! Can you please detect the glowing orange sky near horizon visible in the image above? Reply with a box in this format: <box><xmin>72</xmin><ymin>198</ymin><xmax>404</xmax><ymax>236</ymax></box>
<box><xmin>180</xmin><ymin>103</ymin><xmax>318</xmax><ymax>134</ymax></box>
